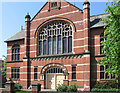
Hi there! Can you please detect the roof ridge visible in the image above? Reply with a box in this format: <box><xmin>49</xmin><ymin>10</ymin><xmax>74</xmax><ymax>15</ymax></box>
<box><xmin>90</xmin><ymin>13</ymin><xmax>109</xmax><ymax>17</ymax></box>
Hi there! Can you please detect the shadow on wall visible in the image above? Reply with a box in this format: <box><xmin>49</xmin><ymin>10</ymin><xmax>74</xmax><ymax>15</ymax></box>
<box><xmin>90</xmin><ymin>35</ymin><xmax>97</xmax><ymax>89</ymax></box>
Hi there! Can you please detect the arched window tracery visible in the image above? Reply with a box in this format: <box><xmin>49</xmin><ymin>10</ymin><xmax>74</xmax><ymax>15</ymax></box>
<box><xmin>37</xmin><ymin>20</ymin><xmax>72</xmax><ymax>56</ymax></box>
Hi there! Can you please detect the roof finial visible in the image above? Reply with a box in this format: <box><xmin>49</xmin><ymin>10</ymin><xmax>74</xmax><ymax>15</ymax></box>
<box><xmin>25</xmin><ymin>12</ymin><xmax>31</xmax><ymax>20</ymax></box>
<box><xmin>83</xmin><ymin>0</ymin><xmax>90</xmax><ymax>5</ymax></box>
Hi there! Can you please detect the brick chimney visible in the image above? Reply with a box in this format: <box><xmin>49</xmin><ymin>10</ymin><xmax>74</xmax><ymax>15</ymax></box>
<box><xmin>83</xmin><ymin>0</ymin><xmax>90</xmax><ymax>52</ymax></box>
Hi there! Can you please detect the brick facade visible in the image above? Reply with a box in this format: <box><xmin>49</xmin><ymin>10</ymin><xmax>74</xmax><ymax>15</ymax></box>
<box><xmin>5</xmin><ymin>0</ymin><xmax>109</xmax><ymax>91</ymax></box>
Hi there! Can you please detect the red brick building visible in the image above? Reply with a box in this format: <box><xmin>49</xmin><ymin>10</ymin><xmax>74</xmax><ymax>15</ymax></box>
<box><xmin>5</xmin><ymin>0</ymin><xmax>115</xmax><ymax>91</ymax></box>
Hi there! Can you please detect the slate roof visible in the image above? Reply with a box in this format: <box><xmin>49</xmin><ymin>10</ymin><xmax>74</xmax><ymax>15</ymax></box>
<box><xmin>5</xmin><ymin>13</ymin><xmax>109</xmax><ymax>42</ymax></box>
<box><xmin>90</xmin><ymin>13</ymin><xmax>109</xmax><ymax>28</ymax></box>
<box><xmin>4</xmin><ymin>29</ymin><xmax>25</xmax><ymax>42</ymax></box>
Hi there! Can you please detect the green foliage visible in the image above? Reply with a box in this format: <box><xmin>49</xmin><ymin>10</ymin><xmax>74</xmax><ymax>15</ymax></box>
<box><xmin>14</xmin><ymin>83</ymin><xmax>22</xmax><ymax>90</ymax></box>
<box><xmin>56</xmin><ymin>84</ymin><xmax>77</xmax><ymax>92</ymax></box>
<box><xmin>15</xmin><ymin>90</ymin><xmax>31</xmax><ymax>93</ymax></box>
<box><xmin>1</xmin><ymin>55</ymin><xmax>7</xmax><ymax>77</ymax></box>
<box><xmin>56</xmin><ymin>84</ymin><xmax>68</xmax><ymax>92</ymax></box>
<box><xmin>67</xmin><ymin>84</ymin><xmax>77</xmax><ymax>92</ymax></box>
<box><xmin>94</xmin><ymin>80</ymin><xmax>118</xmax><ymax>89</ymax></box>
<box><xmin>91</xmin><ymin>88</ymin><xmax>120</xmax><ymax>92</ymax></box>
<box><xmin>98</xmin><ymin>0</ymin><xmax>120</xmax><ymax>83</ymax></box>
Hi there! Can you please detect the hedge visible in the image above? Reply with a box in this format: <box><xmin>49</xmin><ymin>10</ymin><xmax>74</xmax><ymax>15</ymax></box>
<box><xmin>91</xmin><ymin>88</ymin><xmax>120</xmax><ymax>92</ymax></box>
<box><xmin>94</xmin><ymin>80</ymin><xmax>118</xmax><ymax>89</ymax></box>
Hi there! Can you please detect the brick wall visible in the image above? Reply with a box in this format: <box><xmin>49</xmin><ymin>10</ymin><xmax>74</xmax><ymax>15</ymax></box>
<box><xmin>6</xmin><ymin>1</ymin><xmax>106</xmax><ymax>91</ymax></box>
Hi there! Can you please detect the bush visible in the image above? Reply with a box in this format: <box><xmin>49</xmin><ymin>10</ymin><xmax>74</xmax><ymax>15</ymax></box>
<box><xmin>14</xmin><ymin>83</ymin><xmax>22</xmax><ymax>90</ymax></box>
<box><xmin>56</xmin><ymin>84</ymin><xmax>77</xmax><ymax>92</ymax></box>
<box><xmin>94</xmin><ymin>80</ymin><xmax>118</xmax><ymax>89</ymax></box>
<box><xmin>56</xmin><ymin>84</ymin><xmax>68</xmax><ymax>92</ymax></box>
<box><xmin>91</xmin><ymin>88</ymin><xmax>120</xmax><ymax>92</ymax></box>
<box><xmin>67</xmin><ymin>84</ymin><xmax>77</xmax><ymax>92</ymax></box>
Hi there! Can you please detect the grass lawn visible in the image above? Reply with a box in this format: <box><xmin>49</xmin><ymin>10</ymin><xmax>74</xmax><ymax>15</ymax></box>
<box><xmin>15</xmin><ymin>90</ymin><xmax>32</xmax><ymax>93</ymax></box>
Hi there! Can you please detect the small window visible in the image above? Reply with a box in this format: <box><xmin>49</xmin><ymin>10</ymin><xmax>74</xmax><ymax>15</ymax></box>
<box><xmin>72</xmin><ymin>66</ymin><xmax>76</xmax><ymax>80</ymax></box>
<box><xmin>11</xmin><ymin>67</ymin><xmax>20</xmax><ymax>80</ymax></box>
<box><xmin>51</xmin><ymin>2</ymin><xmax>57</xmax><ymax>7</ymax></box>
<box><xmin>100</xmin><ymin>65</ymin><xmax>115</xmax><ymax>80</ymax></box>
<box><xmin>12</xmin><ymin>45</ymin><xmax>20</xmax><ymax>61</ymax></box>
<box><xmin>100</xmin><ymin>33</ymin><xmax>107</xmax><ymax>54</ymax></box>
<box><xmin>34</xmin><ymin>67</ymin><xmax>38</xmax><ymax>80</ymax></box>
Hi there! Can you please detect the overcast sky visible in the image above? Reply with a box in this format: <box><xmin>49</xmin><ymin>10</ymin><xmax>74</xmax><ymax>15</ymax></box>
<box><xmin>0</xmin><ymin>0</ymin><xmax>108</xmax><ymax>60</ymax></box>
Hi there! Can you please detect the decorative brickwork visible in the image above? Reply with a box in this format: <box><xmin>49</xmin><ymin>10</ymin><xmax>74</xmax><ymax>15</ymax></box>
<box><xmin>5</xmin><ymin>0</ymin><xmax>110</xmax><ymax>91</ymax></box>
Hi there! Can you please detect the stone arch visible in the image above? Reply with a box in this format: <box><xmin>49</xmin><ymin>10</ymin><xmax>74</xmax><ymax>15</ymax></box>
<box><xmin>34</xmin><ymin>17</ymin><xmax>76</xmax><ymax>38</ymax></box>
<box><xmin>41</xmin><ymin>63</ymin><xmax>68</xmax><ymax>75</ymax></box>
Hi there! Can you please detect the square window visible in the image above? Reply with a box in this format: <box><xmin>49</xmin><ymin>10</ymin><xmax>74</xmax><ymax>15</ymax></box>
<box><xmin>72</xmin><ymin>73</ymin><xmax>76</xmax><ymax>79</ymax></box>
<box><xmin>105</xmin><ymin>73</ymin><xmax>109</xmax><ymax>79</ymax></box>
<box><xmin>100</xmin><ymin>65</ymin><xmax>104</xmax><ymax>71</ymax></box>
<box><xmin>111</xmin><ymin>74</ymin><xmax>115</xmax><ymax>79</ymax></box>
<box><xmin>34</xmin><ymin>73</ymin><xmax>37</xmax><ymax>80</ymax></box>
<box><xmin>51</xmin><ymin>2</ymin><xmax>57</xmax><ymax>7</ymax></box>
<box><xmin>100</xmin><ymin>72</ymin><xmax>104</xmax><ymax>79</ymax></box>
<box><xmin>34</xmin><ymin>68</ymin><xmax>37</xmax><ymax>72</ymax></box>
<box><xmin>11</xmin><ymin>68</ymin><xmax>20</xmax><ymax>79</ymax></box>
<box><xmin>72</xmin><ymin>67</ymin><xmax>76</xmax><ymax>72</ymax></box>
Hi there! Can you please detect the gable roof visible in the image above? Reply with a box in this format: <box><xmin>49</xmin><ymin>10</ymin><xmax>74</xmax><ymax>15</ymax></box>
<box><xmin>31</xmin><ymin>0</ymin><xmax>82</xmax><ymax>21</ymax></box>
<box><xmin>4</xmin><ymin>29</ymin><xmax>25</xmax><ymax>42</ymax></box>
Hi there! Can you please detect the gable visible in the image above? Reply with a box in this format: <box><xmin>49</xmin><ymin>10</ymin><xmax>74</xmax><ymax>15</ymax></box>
<box><xmin>31</xmin><ymin>0</ymin><xmax>82</xmax><ymax>22</ymax></box>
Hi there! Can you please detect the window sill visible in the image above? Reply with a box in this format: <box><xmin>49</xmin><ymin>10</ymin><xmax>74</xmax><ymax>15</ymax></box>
<box><xmin>40</xmin><ymin>79</ymin><xmax>44</xmax><ymax>81</ymax></box>
<box><xmin>37</xmin><ymin>53</ymin><xmax>73</xmax><ymax>57</ymax></box>
<box><xmin>34</xmin><ymin>79</ymin><xmax>38</xmax><ymax>81</ymax></box>
<box><xmin>71</xmin><ymin>79</ymin><xmax>77</xmax><ymax>81</ymax></box>
<box><xmin>63</xmin><ymin>79</ymin><xmax>69</xmax><ymax>81</ymax></box>
<box><xmin>95</xmin><ymin>54</ymin><xmax>105</xmax><ymax>57</ymax></box>
<box><xmin>11</xmin><ymin>78</ymin><xmax>20</xmax><ymax>81</ymax></box>
<box><xmin>100</xmin><ymin>79</ymin><xmax>115</xmax><ymax>81</ymax></box>
<box><xmin>7</xmin><ymin>60</ymin><xmax>23</xmax><ymax>63</ymax></box>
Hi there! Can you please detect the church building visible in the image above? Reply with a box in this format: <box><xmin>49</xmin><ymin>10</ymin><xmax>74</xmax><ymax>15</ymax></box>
<box><xmin>5</xmin><ymin>0</ymin><xmax>115</xmax><ymax>91</ymax></box>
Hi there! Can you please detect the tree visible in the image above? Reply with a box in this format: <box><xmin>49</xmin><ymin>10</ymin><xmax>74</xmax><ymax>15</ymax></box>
<box><xmin>1</xmin><ymin>55</ymin><xmax>7</xmax><ymax>77</ymax></box>
<box><xmin>98</xmin><ymin>0</ymin><xmax>120</xmax><ymax>84</ymax></box>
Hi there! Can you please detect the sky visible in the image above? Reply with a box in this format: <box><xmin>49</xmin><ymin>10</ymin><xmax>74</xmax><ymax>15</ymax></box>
<box><xmin>0</xmin><ymin>0</ymin><xmax>108</xmax><ymax>60</ymax></box>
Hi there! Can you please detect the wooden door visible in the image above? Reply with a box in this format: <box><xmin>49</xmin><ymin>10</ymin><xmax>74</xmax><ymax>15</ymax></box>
<box><xmin>47</xmin><ymin>74</ymin><xmax>55</xmax><ymax>89</ymax></box>
<box><xmin>56</xmin><ymin>74</ymin><xmax>64</xmax><ymax>87</ymax></box>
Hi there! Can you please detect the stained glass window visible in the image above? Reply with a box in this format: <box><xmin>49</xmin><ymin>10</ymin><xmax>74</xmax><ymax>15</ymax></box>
<box><xmin>38</xmin><ymin>21</ymin><xmax>72</xmax><ymax>56</ymax></box>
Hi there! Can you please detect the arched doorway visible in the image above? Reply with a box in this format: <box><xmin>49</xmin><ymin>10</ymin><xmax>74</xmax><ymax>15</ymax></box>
<box><xmin>40</xmin><ymin>63</ymin><xmax>68</xmax><ymax>89</ymax></box>
<box><xmin>46</xmin><ymin>67</ymin><xmax>64</xmax><ymax>89</ymax></box>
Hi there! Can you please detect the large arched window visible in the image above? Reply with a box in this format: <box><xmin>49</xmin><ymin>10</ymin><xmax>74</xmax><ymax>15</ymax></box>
<box><xmin>37</xmin><ymin>20</ymin><xmax>72</xmax><ymax>56</ymax></box>
<box><xmin>12</xmin><ymin>45</ymin><xmax>20</xmax><ymax>61</ymax></box>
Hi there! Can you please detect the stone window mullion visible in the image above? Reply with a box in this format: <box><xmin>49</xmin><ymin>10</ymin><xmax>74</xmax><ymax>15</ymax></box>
<box><xmin>42</xmin><ymin>40</ymin><xmax>43</xmax><ymax>55</ymax></box>
<box><xmin>56</xmin><ymin>36</ymin><xmax>58</xmax><ymax>54</ymax></box>
<box><xmin>61</xmin><ymin>35</ymin><xmax>63</xmax><ymax>54</ymax></box>
<box><xmin>46</xmin><ymin>37</ymin><xmax>48</xmax><ymax>55</ymax></box>
<box><xmin>51</xmin><ymin>36</ymin><xmax>53</xmax><ymax>55</ymax></box>
<box><xmin>67</xmin><ymin>36</ymin><xmax>68</xmax><ymax>53</ymax></box>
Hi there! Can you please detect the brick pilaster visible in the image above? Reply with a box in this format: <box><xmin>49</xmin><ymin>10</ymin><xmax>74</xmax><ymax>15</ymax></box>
<box><xmin>83</xmin><ymin>0</ymin><xmax>90</xmax><ymax>52</ymax></box>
